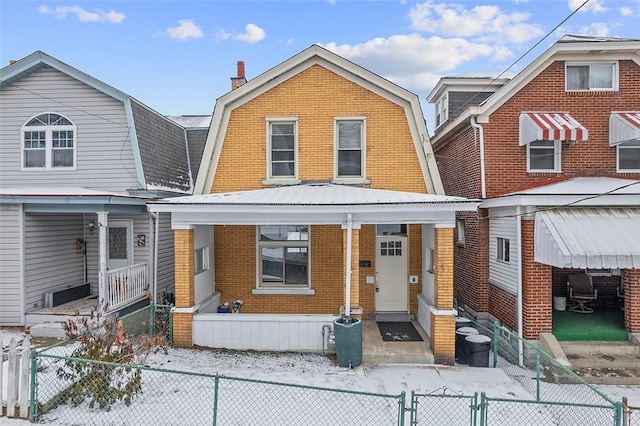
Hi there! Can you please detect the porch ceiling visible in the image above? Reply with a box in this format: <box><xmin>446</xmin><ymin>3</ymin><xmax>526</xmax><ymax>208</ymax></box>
<box><xmin>534</xmin><ymin>207</ymin><xmax>640</xmax><ymax>269</ymax></box>
<box><xmin>148</xmin><ymin>183</ymin><xmax>480</xmax><ymax>227</ymax></box>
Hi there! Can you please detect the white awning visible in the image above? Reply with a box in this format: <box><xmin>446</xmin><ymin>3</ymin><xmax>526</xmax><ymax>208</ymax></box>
<box><xmin>519</xmin><ymin>112</ymin><xmax>588</xmax><ymax>146</ymax></box>
<box><xmin>534</xmin><ymin>208</ymin><xmax>640</xmax><ymax>269</ymax></box>
<box><xmin>609</xmin><ymin>112</ymin><xmax>640</xmax><ymax>146</ymax></box>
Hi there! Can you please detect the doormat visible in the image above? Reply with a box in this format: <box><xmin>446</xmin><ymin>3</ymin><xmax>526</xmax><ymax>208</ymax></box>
<box><xmin>377</xmin><ymin>322</ymin><xmax>423</xmax><ymax>342</ymax></box>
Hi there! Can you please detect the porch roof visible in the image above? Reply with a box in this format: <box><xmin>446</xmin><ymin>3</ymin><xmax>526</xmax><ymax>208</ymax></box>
<box><xmin>148</xmin><ymin>183</ymin><xmax>480</xmax><ymax>227</ymax></box>
<box><xmin>534</xmin><ymin>208</ymin><xmax>640</xmax><ymax>269</ymax></box>
<box><xmin>0</xmin><ymin>186</ymin><xmax>154</xmax><ymax>213</ymax></box>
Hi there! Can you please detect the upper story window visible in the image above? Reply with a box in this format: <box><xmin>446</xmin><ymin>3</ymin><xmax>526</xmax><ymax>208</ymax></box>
<box><xmin>527</xmin><ymin>140</ymin><xmax>561</xmax><ymax>172</ymax></box>
<box><xmin>566</xmin><ymin>63</ymin><xmax>617</xmax><ymax>91</ymax></box>
<box><xmin>22</xmin><ymin>113</ymin><xmax>76</xmax><ymax>170</ymax></box>
<box><xmin>258</xmin><ymin>225</ymin><xmax>310</xmax><ymax>289</ymax></box>
<box><xmin>335</xmin><ymin>118</ymin><xmax>366</xmax><ymax>180</ymax></box>
<box><xmin>435</xmin><ymin>94</ymin><xmax>448</xmax><ymax>127</ymax></box>
<box><xmin>266</xmin><ymin>118</ymin><xmax>297</xmax><ymax>181</ymax></box>
<box><xmin>618</xmin><ymin>141</ymin><xmax>640</xmax><ymax>172</ymax></box>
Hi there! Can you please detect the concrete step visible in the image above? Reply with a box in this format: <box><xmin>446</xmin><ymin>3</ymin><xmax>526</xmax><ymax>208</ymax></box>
<box><xmin>29</xmin><ymin>322</ymin><xmax>67</xmax><ymax>339</ymax></box>
<box><xmin>572</xmin><ymin>367</ymin><xmax>640</xmax><ymax>385</ymax></box>
<box><xmin>560</xmin><ymin>341</ymin><xmax>640</xmax><ymax>356</ymax></box>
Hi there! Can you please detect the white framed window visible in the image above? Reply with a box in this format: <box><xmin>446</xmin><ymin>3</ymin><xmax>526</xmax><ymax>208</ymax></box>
<box><xmin>334</xmin><ymin>118</ymin><xmax>366</xmax><ymax>180</ymax></box>
<box><xmin>527</xmin><ymin>140</ymin><xmax>561</xmax><ymax>172</ymax></box>
<box><xmin>566</xmin><ymin>63</ymin><xmax>617</xmax><ymax>91</ymax></box>
<box><xmin>21</xmin><ymin>113</ymin><xmax>76</xmax><ymax>170</ymax></box>
<box><xmin>456</xmin><ymin>219</ymin><xmax>465</xmax><ymax>247</ymax></box>
<box><xmin>497</xmin><ymin>237</ymin><xmax>510</xmax><ymax>263</ymax></box>
<box><xmin>618</xmin><ymin>140</ymin><xmax>640</xmax><ymax>171</ymax></box>
<box><xmin>266</xmin><ymin>118</ymin><xmax>297</xmax><ymax>181</ymax></box>
<box><xmin>257</xmin><ymin>225</ymin><xmax>310</xmax><ymax>288</ymax></box>
<box><xmin>195</xmin><ymin>247</ymin><xmax>209</xmax><ymax>274</ymax></box>
<box><xmin>425</xmin><ymin>247</ymin><xmax>434</xmax><ymax>274</ymax></box>
<box><xmin>435</xmin><ymin>94</ymin><xmax>448</xmax><ymax>127</ymax></box>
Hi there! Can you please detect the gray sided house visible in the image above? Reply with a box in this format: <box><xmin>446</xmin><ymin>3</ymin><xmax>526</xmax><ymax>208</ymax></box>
<box><xmin>0</xmin><ymin>51</ymin><xmax>198</xmax><ymax>330</ymax></box>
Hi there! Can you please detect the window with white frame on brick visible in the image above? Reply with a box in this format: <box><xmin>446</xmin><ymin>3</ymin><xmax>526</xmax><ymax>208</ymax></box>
<box><xmin>267</xmin><ymin>119</ymin><xmax>297</xmax><ymax>180</ymax></box>
<box><xmin>527</xmin><ymin>140</ymin><xmax>561</xmax><ymax>172</ymax></box>
<box><xmin>335</xmin><ymin>118</ymin><xmax>366</xmax><ymax>179</ymax></box>
<box><xmin>618</xmin><ymin>141</ymin><xmax>640</xmax><ymax>171</ymax></box>
<box><xmin>456</xmin><ymin>219</ymin><xmax>465</xmax><ymax>247</ymax></box>
<box><xmin>497</xmin><ymin>237</ymin><xmax>510</xmax><ymax>263</ymax></box>
<box><xmin>566</xmin><ymin>62</ymin><xmax>617</xmax><ymax>91</ymax></box>
<box><xmin>22</xmin><ymin>113</ymin><xmax>76</xmax><ymax>170</ymax></box>
<box><xmin>435</xmin><ymin>94</ymin><xmax>448</xmax><ymax>128</ymax></box>
<box><xmin>257</xmin><ymin>225</ymin><xmax>310</xmax><ymax>288</ymax></box>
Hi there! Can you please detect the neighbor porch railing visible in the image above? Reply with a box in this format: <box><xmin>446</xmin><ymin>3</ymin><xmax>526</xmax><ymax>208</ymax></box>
<box><xmin>106</xmin><ymin>263</ymin><xmax>148</xmax><ymax>311</ymax></box>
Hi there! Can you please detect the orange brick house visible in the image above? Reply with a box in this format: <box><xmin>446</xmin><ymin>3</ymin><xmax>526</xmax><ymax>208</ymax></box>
<box><xmin>149</xmin><ymin>45</ymin><xmax>478</xmax><ymax>364</ymax></box>
<box><xmin>428</xmin><ymin>35</ymin><xmax>640</xmax><ymax>346</ymax></box>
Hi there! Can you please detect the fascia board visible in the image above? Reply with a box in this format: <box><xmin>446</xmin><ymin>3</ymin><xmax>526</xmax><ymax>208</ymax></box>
<box><xmin>480</xmin><ymin>194</ymin><xmax>640</xmax><ymax>208</ymax></box>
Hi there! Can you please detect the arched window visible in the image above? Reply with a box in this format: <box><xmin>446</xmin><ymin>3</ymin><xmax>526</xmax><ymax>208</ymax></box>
<box><xmin>22</xmin><ymin>113</ymin><xmax>76</xmax><ymax>169</ymax></box>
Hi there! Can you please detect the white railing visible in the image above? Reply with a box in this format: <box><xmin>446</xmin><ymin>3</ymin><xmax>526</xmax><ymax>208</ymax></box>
<box><xmin>1</xmin><ymin>336</ymin><xmax>30</xmax><ymax>419</ymax></box>
<box><xmin>106</xmin><ymin>262</ymin><xmax>148</xmax><ymax>311</ymax></box>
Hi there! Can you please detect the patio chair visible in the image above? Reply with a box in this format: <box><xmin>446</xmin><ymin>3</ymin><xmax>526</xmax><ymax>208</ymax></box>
<box><xmin>567</xmin><ymin>273</ymin><xmax>598</xmax><ymax>314</ymax></box>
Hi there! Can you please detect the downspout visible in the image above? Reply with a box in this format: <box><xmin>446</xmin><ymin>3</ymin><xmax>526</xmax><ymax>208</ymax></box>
<box><xmin>516</xmin><ymin>206</ymin><xmax>524</xmax><ymax>366</ymax></box>
<box><xmin>149</xmin><ymin>210</ymin><xmax>160</xmax><ymax>305</ymax></box>
<box><xmin>470</xmin><ymin>116</ymin><xmax>487</xmax><ymax>199</ymax></box>
<box><xmin>345</xmin><ymin>213</ymin><xmax>353</xmax><ymax>318</ymax></box>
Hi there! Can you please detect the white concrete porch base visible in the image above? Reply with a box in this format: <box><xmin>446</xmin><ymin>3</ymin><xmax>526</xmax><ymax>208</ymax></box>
<box><xmin>29</xmin><ymin>322</ymin><xmax>67</xmax><ymax>339</ymax></box>
<box><xmin>193</xmin><ymin>313</ymin><xmax>339</xmax><ymax>352</ymax></box>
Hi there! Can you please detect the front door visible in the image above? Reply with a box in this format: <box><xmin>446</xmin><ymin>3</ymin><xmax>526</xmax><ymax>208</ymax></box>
<box><xmin>107</xmin><ymin>220</ymin><xmax>133</xmax><ymax>270</ymax></box>
<box><xmin>375</xmin><ymin>235</ymin><xmax>408</xmax><ymax>312</ymax></box>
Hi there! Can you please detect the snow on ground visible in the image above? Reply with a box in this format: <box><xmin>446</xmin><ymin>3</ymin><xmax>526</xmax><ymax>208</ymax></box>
<box><xmin>2</xmin><ymin>328</ymin><xmax>640</xmax><ymax>425</ymax></box>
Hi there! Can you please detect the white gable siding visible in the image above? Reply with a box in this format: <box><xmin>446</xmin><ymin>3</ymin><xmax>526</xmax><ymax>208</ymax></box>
<box><xmin>23</xmin><ymin>214</ymin><xmax>86</xmax><ymax>312</ymax></box>
<box><xmin>0</xmin><ymin>205</ymin><xmax>24</xmax><ymax>325</ymax></box>
<box><xmin>0</xmin><ymin>66</ymin><xmax>140</xmax><ymax>191</ymax></box>
<box><xmin>488</xmin><ymin>207</ymin><xmax>519</xmax><ymax>295</ymax></box>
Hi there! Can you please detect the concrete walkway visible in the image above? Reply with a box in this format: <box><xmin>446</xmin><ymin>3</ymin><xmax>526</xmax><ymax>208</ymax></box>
<box><xmin>362</xmin><ymin>319</ymin><xmax>434</xmax><ymax>364</ymax></box>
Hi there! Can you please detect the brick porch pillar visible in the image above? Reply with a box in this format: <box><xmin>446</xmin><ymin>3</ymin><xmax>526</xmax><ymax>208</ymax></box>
<box><xmin>521</xmin><ymin>219</ymin><xmax>552</xmax><ymax>340</ymax></box>
<box><xmin>623</xmin><ymin>269</ymin><xmax>640</xmax><ymax>340</ymax></box>
<box><xmin>342</xmin><ymin>225</ymin><xmax>361</xmax><ymax>317</ymax></box>
<box><xmin>172</xmin><ymin>228</ymin><xmax>196</xmax><ymax>347</ymax></box>
<box><xmin>430</xmin><ymin>226</ymin><xmax>455</xmax><ymax>365</ymax></box>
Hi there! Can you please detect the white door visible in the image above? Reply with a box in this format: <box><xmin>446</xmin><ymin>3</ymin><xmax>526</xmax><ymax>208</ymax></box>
<box><xmin>375</xmin><ymin>236</ymin><xmax>408</xmax><ymax>312</ymax></box>
<box><xmin>107</xmin><ymin>220</ymin><xmax>133</xmax><ymax>270</ymax></box>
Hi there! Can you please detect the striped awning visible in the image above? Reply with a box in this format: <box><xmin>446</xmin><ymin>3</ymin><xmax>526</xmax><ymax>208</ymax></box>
<box><xmin>609</xmin><ymin>112</ymin><xmax>640</xmax><ymax>146</ymax></box>
<box><xmin>519</xmin><ymin>112</ymin><xmax>588</xmax><ymax>146</ymax></box>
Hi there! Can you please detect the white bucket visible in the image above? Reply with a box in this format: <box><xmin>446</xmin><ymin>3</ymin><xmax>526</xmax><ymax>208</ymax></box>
<box><xmin>553</xmin><ymin>296</ymin><xmax>566</xmax><ymax>311</ymax></box>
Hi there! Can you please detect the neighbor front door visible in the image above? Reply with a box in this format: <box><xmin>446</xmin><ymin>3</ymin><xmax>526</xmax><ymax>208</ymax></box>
<box><xmin>107</xmin><ymin>220</ymin><xmax>133</xmax><ymax>270</ymax></box>
<box><xmin>375</xmin><ymin>235</ymin><xmax>408</xmax><ymax>312</ymax></box>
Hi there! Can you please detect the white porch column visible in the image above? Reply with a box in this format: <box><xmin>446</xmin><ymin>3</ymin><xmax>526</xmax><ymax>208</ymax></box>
<box><xmin>97</xmin><ymin>212</ymin><xmax>108</xmax><ymax>305</ymax></box>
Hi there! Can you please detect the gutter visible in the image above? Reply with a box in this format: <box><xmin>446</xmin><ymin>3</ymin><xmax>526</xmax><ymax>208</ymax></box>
<box><xmin>345</xmin><ymin>213</ymin><xmax>353</xmax><ymax>317</ymax></box>
<box><xmin>148</xmin><ymin>210</ymin><xmax>160</xmax><ymax>304</ymax></box>
<box><xmin>470</xmin><ymin>116</ymin><xmax>487</xmax><ymax>199</ymax></box>
<box><xmin>516</xmin><ymin>206</ymin><xmax>524</xmax><ymax>366</ymax></box>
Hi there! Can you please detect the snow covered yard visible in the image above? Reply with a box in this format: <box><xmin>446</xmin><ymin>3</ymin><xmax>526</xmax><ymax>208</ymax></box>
<box><xmin>2</xmin><ymin>327</ymin><xmax>640</xmax><ymax>425</ymax></box>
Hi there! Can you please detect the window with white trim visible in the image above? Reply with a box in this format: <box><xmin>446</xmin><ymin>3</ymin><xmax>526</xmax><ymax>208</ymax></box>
<box><xmin>527</xmin><ymin>140</ymin><xmax>560</xmax><ymax>172</ymax></box>
<box><xmin>618</xmin><ymin>140</ymin><xmax>640</xmax><ymax>171</ymax></box>
<box><xmin>456</xmin><ymin>219</ymin><xmax>465</xmax><ymax>247</ymax></box>
<box><xmin>435</xmin><ymin>94</ymin><xmax>448</xmax><ymax>127</ymax></box>
<box><xmin>335</xmin><ymin>119</ymin><xmax>365</xmax><ymax>178</ymax></box>
<box><xmin>195</xmin><ymin>247</ymin><xmax>209</xmax><ymax>274</ymax></box>
<box><xmin>22</xmin><ymin>113</ymin><xmax>76</xmax><ymax>169</ymax></box>
<box><xmin>566</xmin><ymin>63</ymin><xmax>617</xmax><ymax>91</ymax></box>
<box><xmin>267</xmin><ymin>119</ymin><xmax>297</xmax><ymax>179</ymax></box>
<box><xmin>497</xmin><ymin>237</ymin><xmax>510</xmax><ymax>263</ymax></box>
<box><xmin>258</xmin><ymin>225</ymin><xmax>309</xmax><ymax>288</ymax></box>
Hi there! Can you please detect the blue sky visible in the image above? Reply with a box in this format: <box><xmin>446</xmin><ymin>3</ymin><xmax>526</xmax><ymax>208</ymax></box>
<box><xmin>2</xmin><ymin>0</ymin><xmax>639</xmax><ymax>131</ymax></box>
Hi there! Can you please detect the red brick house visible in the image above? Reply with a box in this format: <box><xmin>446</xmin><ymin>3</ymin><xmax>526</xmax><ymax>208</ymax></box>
<box><xmin>428</xmin><ymin>35</ymin><xmax>640</xmax><ymax>345</ymax></box>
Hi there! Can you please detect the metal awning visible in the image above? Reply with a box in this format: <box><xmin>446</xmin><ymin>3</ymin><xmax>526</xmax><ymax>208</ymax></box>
<box><xmin>149</xmin><ymin>183</ymin><xmax>480</xmax><ymax>227</ymax></box>
<box><xmin>609</xmin><ymin>112</ymin><xmax>640</xmax><ymax>146</ymax></box>
<box><xmin>534</xmin><ymin>207</ymin><xmax>640</xmax><ymax>269</ymax></box>
<box><xmin>519</xmin><ymin>112</ymin><xmax>588</xmax><ymax>146</ymax></box>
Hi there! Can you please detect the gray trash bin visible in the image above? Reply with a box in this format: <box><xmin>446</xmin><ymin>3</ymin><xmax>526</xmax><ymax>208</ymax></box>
<box><xmin>455</xmin><ymin>326</ymin><xmax>478</xmax><ymax>364</ymax></box>
<box><xmin>455</xmin><ymin>316</ymin><xmax>472</xmax><ymax>330</ymax></box>
<box><xmin>466</xmin><ymin>334</ymin><xmax>492</xmax><ymax>367</ymax></box>
<box><xmin>333</xmin><ymin>317</ymin><xmax>362</xmax><ymax>368</ymax></box>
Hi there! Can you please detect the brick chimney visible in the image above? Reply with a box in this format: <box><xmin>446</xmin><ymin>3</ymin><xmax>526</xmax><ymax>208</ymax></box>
<box><xmin>9</xmin><ymin>60</ymin><xmax>16</xmax><ymax>65</ymax></box>
<box><xmin>231</xmin><ymin>61</ymin><xmax>247</xmax><ymax>90</ymax></box>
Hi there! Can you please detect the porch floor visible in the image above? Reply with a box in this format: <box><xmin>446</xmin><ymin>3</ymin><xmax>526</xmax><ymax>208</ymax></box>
<box><xmin>362</xmin><ymin>319</ymin><xmax>434</xmax><ymax>364</ymax></box>
<box><xmin>30</xmin><ymin>295</ymin><xmax>101</xmax><ymax>317</ymax></box>
<box><xmin>552</xmin><ymin>308</ymin><xmax>628</xmax><ymax>341</ymax></box>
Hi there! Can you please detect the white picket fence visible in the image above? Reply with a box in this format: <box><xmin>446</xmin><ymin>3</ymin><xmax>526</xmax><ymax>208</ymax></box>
<box><xmin>1</xmin><ymin>336</ymin><xmax>30</xmax><ymax>419</ymax></box>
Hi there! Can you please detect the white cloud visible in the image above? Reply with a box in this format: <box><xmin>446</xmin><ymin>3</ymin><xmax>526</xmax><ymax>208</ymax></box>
<box><xmin>233</xmin><ymin>24</ymin><xmax>266</xmax><ymax>44</ymax></box>
<box><xmin>568</xmin><ymin>0</ymin><xmax>607</xmax><ymax>13</ymax></box>
<box><xmin>162</xmin><ymin>20</ymin><xmax>204</xmax><ymax>41</ymax></box>
<box><xmin>577</xmin><ymin>22</ymin><xmax>612</xmax><ymax>36</ymax></box>
<box><xmin>407</xmin><ymin>1</ymin><xmax>543</xmax><ymax>45</ymax></box>
<box><xmin>619</xmin><ymin>6</ymin><xmax>634</xmax><ymax>16</ymax></box>
<box><xmin>320</xmin><ymin>34</ymin><xmax>497</xmax><ymax>92</ymax></box>
<box><xmin>38</xmin><ymin>5</ymin><xmax>125</xmax><ymax>23</ymax></box>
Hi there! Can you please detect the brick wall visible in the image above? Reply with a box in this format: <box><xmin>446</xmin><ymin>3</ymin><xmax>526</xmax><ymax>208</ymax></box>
<box><xmin>623</xmin><ymin>269</ymin><xmax>640</xmax><ymax>333</ymax></box>
<box><xmin>487</xmin><ymin>283</ymin><xmax>518</xmax><ymax>331</ymax></box>
<box><xmin>434</xmin><ymin>227</ymin><xmax>454</xmax><ymax>310</ymax></box>
<box><xmin>521</xmin><ymin>220</ymin><xmax>552</xmax><ymax>339</ymax></box>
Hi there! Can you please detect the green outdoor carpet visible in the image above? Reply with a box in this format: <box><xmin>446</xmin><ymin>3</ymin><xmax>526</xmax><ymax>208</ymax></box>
<box><xmin>552</xmin><ymin>309</ymin><xmax>628</xmax><ymax>341</ymax></box>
